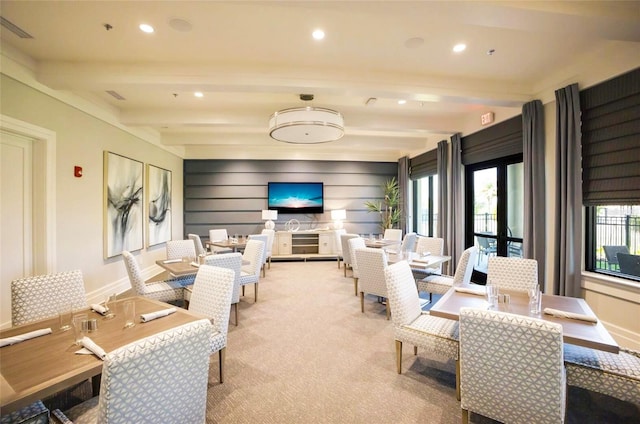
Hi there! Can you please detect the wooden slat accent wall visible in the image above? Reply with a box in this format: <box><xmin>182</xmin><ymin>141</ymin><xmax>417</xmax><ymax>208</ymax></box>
<box><xmin>184</xmin><ymin>160</ymin><xmax>398</xmax><ymax>240</ymax></box>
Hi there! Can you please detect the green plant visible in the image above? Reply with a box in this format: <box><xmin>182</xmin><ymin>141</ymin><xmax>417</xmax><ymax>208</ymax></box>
<box><xmin>364</xmin><ymin>177</ymin><xmax>402</xmax><ymax>231</ymax></box>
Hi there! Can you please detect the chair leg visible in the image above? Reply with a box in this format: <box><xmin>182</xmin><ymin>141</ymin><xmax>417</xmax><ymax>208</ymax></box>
<box><xmin>461</xmin><ymin>408</ymin><xmax>469</xmax><ymax>424</ymax></box>
<box><xmin>354</xmin><ymin>278</ymin><xmax>358</xmax><ymax>296</ymax></box>
<box><xmin>268</xmin><ymin>257</ymin><xmax>271</xmax><ymax>269</ymax></box>
<box><xmin>395</xmin><ymin>340</ymin><xmax>403</xmax><ymax>373</ymax></box>
<box><xmin>344</xmin><ymin>264</ymin><xmax>347</xmax><ymax>277</ymax></box>
<box><xmin>456</xmin><ymin>359</ymin><xmax>461</xmax><ymax>401</ymax></box>
<box><xmin>262</xmin><ymin>264</ymin><xmax>265</xmax><ymax>278</ymax></box>
<box><xmin>360</xmin><ymin>292</ymin><xmax>365</xmax><ymax>313</ymax></box>
<box><xmin>242</xmin><ymin>286</ymin><xmax>245</xmax><ymax>296</ymax></box>
<box><xmin>219</xmin><ymin>347</ymin><xmax>226</xmax><ymax>383</ymax></box>
<box><xmin>255</xmin><ymin>283</ymin><xmax>258</xmax><ymax>302</ymax></box>
<box><xmin>386</xmin><ymin>302</ymin><xmax>390</xmax><ymax>320</ymax></box>
<box><xmin>233</xmin><ymin>303</ymin><xmax>238</xmax><ymax>326</ymax></box>
<box><xmin>337</xmin><ymin>257</ymin><xmax>341</xmax><ymax>269</ymax></box>
<box><xmin>413</xmin><ymin>346</ymin><xmax>417</xmax><ymax>355</ymax></box>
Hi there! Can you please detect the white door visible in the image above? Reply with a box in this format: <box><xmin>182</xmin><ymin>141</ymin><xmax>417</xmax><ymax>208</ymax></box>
<box><xmin>1</xmin><ymin>130</ymin><xmax>34</xmax><ymax>325</ymax></box>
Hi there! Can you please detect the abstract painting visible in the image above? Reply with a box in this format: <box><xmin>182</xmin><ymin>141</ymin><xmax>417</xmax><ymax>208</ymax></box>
<box><xmin>147</xmin><ymin>164</ymin><xmax>172</xmax><ymax>247</ymax></box>
<box><xmin>104</xmin><ymin>151</ymin><xmax>144</xmax><ymax>258</ymax></box>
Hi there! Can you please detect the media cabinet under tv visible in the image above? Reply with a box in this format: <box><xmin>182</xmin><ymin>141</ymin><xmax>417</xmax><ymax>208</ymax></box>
<box><xmin>271</xmin><ymin>230</ymin><xmax>338</xmax><ymax>261</ymax></box>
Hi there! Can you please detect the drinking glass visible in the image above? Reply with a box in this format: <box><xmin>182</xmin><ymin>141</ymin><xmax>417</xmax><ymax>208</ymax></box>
<box><xmin>486</xmin><ymin>284</ymin><xmax>499</xmax><ymax>309</ymax></box>
<box><xmin>528</xmin><ymin>285</ymin><xmax>541</xmax><ymax>315</ymax></box>
<box><xmin>123</xmin><ymin>300</ymin><xmax>136</xmax><ymax>328</ymax></box>
<box><xmin>104</xmin><ymin>293</ymin><xmax>117</xmax><ymax>319</ymax></box>
<box><xmin>72</xmin><ymin>313</ymin><xmax>88</xmax><ymax>345</ymax></box>
<box><xmin>58</xmin><ymin>304</ymin><xmax>72</xmax><ymax>332</ymax></box>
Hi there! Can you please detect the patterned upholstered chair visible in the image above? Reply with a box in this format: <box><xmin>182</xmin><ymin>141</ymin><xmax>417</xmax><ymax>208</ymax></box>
<box><xmin>383</xmin><ymin>228</ymin><xmax>403</xmax><ymax>242</ymax></box>
<box><xmin>340</xmin><ymin>233</ymin><xmax>359</xmax><ymax>277</ymax></box>
<box><xmin>412</xmin><ymin>236</ymin><xmax>444</xmax><ymax>281</ymax></box>
<box><xmin>385</xmin><ymin>232</ymin><xmax>417</xmax><ymax>255</ymax></box>
<box><xmin>209</xmin><ymin>228</ymin><xmax>233</xmax><ymax>254</ymax></box>
<box><xmin>166</xmin><ymin>239</ymin><xmax>197</xmax><ymax>261</ymax></box>
<box><xmin>11</xmin><ymin>269</ymin><xmax>88</xmax><ymax>326</ymax></box>
<box><xmin>348</xmin><ymin>237</ymin><xmax>366</xmax><ymax>296</ymax></box>
<box><xmin>248</xmin><ymin>234</ymin><xmax>269</xmax><ymax>277</ymax></box>
<box><xmin>261</xmin><ymin>229</ymin><xmax>275</xmax><ymax>270</ymax></box>
<box><xmin>384</xmin><ymin>261</ymin><xmax>461</xmax><ymax>399</ymax></box>
<box><xmin>0</xmin><ymin>401</ymin><xmax>49</xmax><ymax>424</ymax></box>
<box><xmin>188</xmin><ymin>265</ymin><xmax>235</xmax><ymax>383</ymax></box>
<box><xmin>188</xmin><ymin>233</ymin><xmax>207</xmax><ymax>257</ymax></box>
<box><xmin>487</xmin><ymin>256</ymin><xmax>538</xmax><ymax>292</ymax></box>
<box><xmin>417</xmin><ymin>246</ymin><xmax>478</xmax><ymax>302</ymax></box>
<box><xmin>355</xmin><ymin>247</ymin><xmax>390</xmax><ymax>319</ymax></box>
<box><xmin>333</xmin><ymin>229</ymin><xmax>347</xmax><ymax>269</ymax></box>
<box><xmin>204</xmin><ymin>252</ymin><xmax>243</xmax><ymax>326</ymax></box>
<box><xmin>563</xmin><ymin>344</ymin><xmax>640</xmax><ymax>405</ymax></box>
<box><xmin>459</xmin><ymin>307</ymin><xmax>566</xmax><ymax>424</ymax></box>
<box><xmin>121</xmin><ymin>251</ymin><xmax>186</xmax><ymax>304</ymax></box>
<box><xmin>239</xmin><ymin>239</ymin><xmax>264</xmax><ymax>302</ymax></box>
<box><xmin>54</xmin><ymin>319</ymin><xmax>213</xmax><ymax>423</ymax></box>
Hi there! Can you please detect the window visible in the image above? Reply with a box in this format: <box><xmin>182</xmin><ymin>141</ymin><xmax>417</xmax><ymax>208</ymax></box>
<box><xmin>413</xmin><ymin>174</ymin><xmax>438</xmax><ymax>236</ymax></box>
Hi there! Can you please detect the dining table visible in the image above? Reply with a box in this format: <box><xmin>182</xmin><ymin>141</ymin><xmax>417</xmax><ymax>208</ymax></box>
<box><xmin>155</xmin><ymin>258</ymin><xmax>201</xmax><ymax>277</ymax></box>
<box><xmin>429</xmin><ymin>285</ymin><xmax>620</xmax><ymax>354</ymax></box>
<box><xmin>387</xmin><ymin>251</ymin><xmax>451</xmax><ymax>271</ymax></box>
<box><xmin>364</xmin><ymin>238</ymin><xmax>400</xmax><ymax>249</ymax></box>
<box><xmin>0</xmin><ymin>296</ymin><xmax>207</xmax><ymax>415</ymax></box>
<box><xmin>206</xmin><ymin>239</ymin><xmax>247</xmax><ymax>252</ymax></box>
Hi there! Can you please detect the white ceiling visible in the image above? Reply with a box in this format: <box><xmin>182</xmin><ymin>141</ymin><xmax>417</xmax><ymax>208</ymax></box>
<box><xmin>1</xmin><ymin>1</ymin><xmax>639</xmax><ymax>161</ymax></box>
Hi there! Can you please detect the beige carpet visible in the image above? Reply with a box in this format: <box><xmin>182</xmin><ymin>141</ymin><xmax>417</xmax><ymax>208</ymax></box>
<box><xmin>203</xmin><ymin>260</ymin><xmax>640</xmax><ymax>424</ymax></box>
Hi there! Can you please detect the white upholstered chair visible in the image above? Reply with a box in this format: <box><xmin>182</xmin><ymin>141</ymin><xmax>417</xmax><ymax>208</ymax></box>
<box><xmin>121</xmin><ymin>251</ymin><xmax>186</xmax><ymax>304</ymax></box>
<box><xmin>459</xmin><ymin>307</ymin><xmax>566</xmax><ymax>424</ymax></box>
<box><xmin>239</xmin><ymin>239</ymin><xmax>264</xmax><ymax>302</ymax></box>
<box><xmin>563</xmin><ymin>344</ymin><xmax>640</xmax><ymax>405</ymax></box>
<box><xmin>166</xmin><ymin>239</ymin><xmax>197</xmax><ymax>261</ymax></box>
<box><xmin>203</xmin><ymin>252</ymin><xmax>243</xmax><ymax>326</ymax></box>
<box><xmin>385</xmin><ymin>232</ymin><xmax>417</xmax><ymax>255</ymax></box>
<box><xmin>487</xmin><ymin>256</ymin><xmax>538</xmax><ymax>292</ymax></box>
<box><xmin>11</xmin><ymin>269</ymin><xmax>88</xmax><ymax>326</ymax></box>
<box><xmin>333</xmin><ymin>228</ymin><xmax>347</xmax><ymax>269</ymax></box>
<box><xmin>417</xmin><ymin>246</ymin><xmax>478</xmax><ymax>302</ymax></box>
<box><xmin>355</xmin><ymin>247</ymin><xmax>390</xmax><ymax>319</ymax></box>
<box><xmin>384</xmin><ymin>261</ymin><xmax>461</xmax><ymax>399</ymax></box>
<box><xmin>209</xmin><ymin>228</ymin><xmax>233</xmax><ymax>254</ymax></box>
<box><xmin>348</xmin><ymin>237</ymin><xmax>366</xmax><ymax>296</ymax></box>
<box><xmin>188</xmin><ymin>233</ymin><xmax>207</xmax><ymax>257</ymax></box>
<box><xmin>261</xmin><ymin>229</ymin><xmax>275</xmax><ymax>270</ymax></box>
<box><xmin>412</xmin><ymin>236</ymin><xmax>444</xmax><ymax>280</ymax></box>
<box><xmin>248</xmin><ymin>233</ymin><xmax>269</xmax><ymax>277</ymax></box>
<box><xmin>340</xmin><ymin>233</ymin><xmax>359</xmax><ymax>277</ymax></box>
<box><xmin>54</xmin><ymin>319</ymin><xmax>213</xmax><ymax>424</ymax></box>
<box><xmin>188</xmin><ymin>265</ymin><xmax>235</xmax><ymax>383</ymax></box>
<box><xmin>383</xmin><ymin>228</ymin><xmax>403</xmax><ymax>242</ymax></box>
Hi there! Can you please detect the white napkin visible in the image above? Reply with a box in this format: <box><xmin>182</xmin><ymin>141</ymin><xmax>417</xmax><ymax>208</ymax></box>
<box><xmin>543</xmin><ymin>308</ymin><xmax>598</xmax><ymax>323</ymax></box>
<box><xmin>140</xmin><ymin>308</ymin><xmax>177</xmax><ymax>323</ymax></box>
<box><xmin>90</xmin><ymin>303</ymin><xmax>109</xmax><ymax>315</ymax></box>
<box><xmin>76</xmin><ymin>336</ymin><xmax>106</xmax><ymax>359</ymax></box>
<box><xmin>454</xmin><ymin>286</ymin><xmax>486</xmax><ymax>296</ymax></box>
<box><xmin>409</xmin><ymin>261</ymin><xmax>430</xmax><ymax>268</ymax></box>
<box><xmin>412</xmin><ymin>257</ymin><xmax>432</xmax><ymax>264</ymax></box>
<box><xmin>0</xmin><ymin>328</ymin><xmax>52</xmax><ymax>347</ymax></box>
<box><xmin>190</xmin><ymin>261</ymin><xmax>200</xmax><ymax>267</ymax></box>
<box><xmin>163</xmin><ymin>259</ymin><xmax>182</xmax><ymax>264</ymax></box>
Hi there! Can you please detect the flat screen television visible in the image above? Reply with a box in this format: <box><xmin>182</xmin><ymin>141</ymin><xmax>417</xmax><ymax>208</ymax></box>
<box><xmin>268</xmin><ymin>182</ymin><xmax>324</xmax><ymax>214</ymax></box>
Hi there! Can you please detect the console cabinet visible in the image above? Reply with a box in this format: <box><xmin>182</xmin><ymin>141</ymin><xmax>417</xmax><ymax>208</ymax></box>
<box><xmin>274</xmin><ymin>230</ymin><xmax>336</xmax><ymax>260</ymax></box>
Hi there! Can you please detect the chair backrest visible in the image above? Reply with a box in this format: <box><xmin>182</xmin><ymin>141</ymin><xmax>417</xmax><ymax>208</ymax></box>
<box><xmin>348</xmin><ymin>237</ymin><xmax>367</xmax><ymax>278</ymax></box>
<box><xmin>241</xmin><ymin>239</ymin><xmax>264</xmax><ymax>278</ymax></box>
<box><xmin>384</xmin><ymin>261</ymin><xmax>423</xmax><ymax>329</ymax></box>
<box><xmin>166</xmin><ymin>239</ymin><xmax>197</xmax><ymax>261</ymax></box>
<box><xmin>459</xmin><ymin>307</ymin><xmax>565</xmax><ymax>424</ymax></box>
<box><xmin>452</xmin><ymin>246</ymin><xmax>478</xmax><ymax>285</ymax></box>
<box><xmin>188</xmin><ymin>233</ymin><xmax>206</xmax><ymax>256</ymax></box>
<box><xmin>355</xmin><ymin>247</ymin><xmax>388</xmax><ymax>298</ymax></box>
<box><xmin>334</xmin><ymin>229</ymin><xmax>347</xmax><ymax>255</ymax></box>
<box><xmin>209</xmin><ymin>229</ymin><xmax>229</xmax><ymax>242</ymax></box>
<box><xmin>383</xmin><ymin>228</ymin><xmax>403</xmax><ymax>242</ymax></box>
<box><xmin>97</xmin><ymin>319</ymin><xmax>213</xmax><ymax>423</ymax></box>
<box><xmin>603</xmin><ymin>245</ymin><xmax>630</xmax><ymax>266</ymax></box>
<box><xmin>261</xmin><ymin>229</ymin><xmax>275</xmax><ymax>257</ymax></box>
<box><xmin>487</xmin><ymin>256</ymin><xmax>538</xmax><ymax>292</ymax></box>
<box><xmin>204</xmin><ymin>252</ymin><xmax>243</xmax><ymax>304</ymax></box>
<box><xmin>340</xmin><ymin>234</ymin><xmax>359</xmax><ymax>265</ymax></box>
<box><xmin>11</xmin><ymin>269</ymin><xmax>88</xmax><ymax>326</ymax></box>
<box><xmin>416</xmin><ymin>236</ymin><xmax>445</xmax><ymax>273</ymax></box>
<box><xmin>248</xmin><ymin>234</ymin><xmax>269</xmax><ymax>265</ymax></box>
<box><xmin>188</xmin><ymin>265</ymin><xmax>235</xmax><ymax>348</ymax></box>
<box><xmin>400</xmin><ymin>232</ymin><xmax>417</xmax><ymax>252</ymax></box>
<box><xmin>121</xmin><ymin>251</ymin><xmax>147</xmax><ymax>296</ymax></box>
<box><xmin>618</xmin><ymin>253</ymin><xmax>640</xmax><ymax>277</ymax></box>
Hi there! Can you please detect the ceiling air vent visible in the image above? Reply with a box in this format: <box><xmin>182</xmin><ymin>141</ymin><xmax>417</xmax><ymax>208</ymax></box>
<box><xmin>106</xmin><ymin>90</ymin><xmax>126</xmax><ymax>101</ymax></box>
<box><xmin>0</xmin><ymin>16</ymin><xmax>34</xmax><ymax>39</ymax></box>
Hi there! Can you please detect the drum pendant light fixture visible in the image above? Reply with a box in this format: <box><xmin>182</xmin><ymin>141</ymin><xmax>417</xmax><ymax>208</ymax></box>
<box><xmin>269</xmin><ymin>94</ymin><xmax>344</xmax><ymax>144</ymax></box>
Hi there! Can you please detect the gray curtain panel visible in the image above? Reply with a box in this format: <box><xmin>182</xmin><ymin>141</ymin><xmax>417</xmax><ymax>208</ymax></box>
<box><xmin>450</xmin><ymin>133</ymin><xmax>464</xmax><ymax>272</ymax></box>
<box><xmin>522</xmin><ymin>100</ymin><xmax>546</xmax><ymax>289</ymax></box>
<box><xmin>398</xmin><ymin>155</ymin><xmax>410</xmax><ymax>234</ymax></box>
<box><xmin>437</xmin><ymin>140</ymin><xmax>449</xmax><ymax>271</ymax></box>
<box><xmin>554</xmin><ymin>83</ymin><xmax>583</xmax><ymax>297</ymax></box>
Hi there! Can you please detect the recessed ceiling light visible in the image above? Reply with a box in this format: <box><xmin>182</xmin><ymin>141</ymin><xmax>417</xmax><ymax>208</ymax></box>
<box><xmin>194</xmin><ymin>92</ymin><xmax>203</xmax><ymax>98</ymax></box>
<box><xmin>453</xmin><ymin>43</ymin><xmax>466</xmax><ymax>53</ymax></box>
<box><xmin>139</xmin><ymin>23</ymin><xmax>154</xmax><ymax>33</ymax></box>
<box><xmin>398</xmin><ymin>100</ymin><xmax>407</xmax><ymax>105</ymax></box>
<box><xmin>404</xmin><ymin>37</ymin><xmax>424</xmax><ymax>49</ymax></box>
<box><xmin>168</xmin><ymin>18</ymin><xmax>192</xmax><ymax>32</ymax></box>
<box><xmin>312</xmin><ymin>29</ymin><xmax>325</xmax><ymax>40</ymax></box>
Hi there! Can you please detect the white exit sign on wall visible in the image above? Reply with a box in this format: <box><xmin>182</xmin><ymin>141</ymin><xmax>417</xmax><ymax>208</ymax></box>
<box><xmin>481</xmin><ymin>112</ymin><xmax>495</xmax><ymax>126</ymax></box>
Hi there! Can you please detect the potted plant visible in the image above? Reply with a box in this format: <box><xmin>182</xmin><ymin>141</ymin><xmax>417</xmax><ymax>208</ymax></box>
<box><xmin>364</xmin><ymin>177</ymin><xmax>402</xmax><ymax>231</ymax></box>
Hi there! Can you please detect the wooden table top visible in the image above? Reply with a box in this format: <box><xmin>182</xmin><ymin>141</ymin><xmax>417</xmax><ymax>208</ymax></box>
<box><xmin>430</xmin><ymin>286</ymin><xmax>620</xmax><ymax>354</ymax></box>
<box><xmin>206</xmin><ymin>240</ymin><xmax>247</xmax><ymax>251</ymax></box>
<box><xmin>155</xmin><ymin>259</ymin><xmax>200</xmax><ymax>276</ymax></box>
<box><xmin>364</xmin><ymin>239</ymin><xmax>400</xmax><ymax>248</ymax></box>
<box><xmin>387</xmin><ymin>252</ymin><xmax>451</xmax><ymax>270</ymax></box>
<box><xmin>0</xmin><ymin>297</ymin><xmax>206</xmax><ymax>414</ymax></box>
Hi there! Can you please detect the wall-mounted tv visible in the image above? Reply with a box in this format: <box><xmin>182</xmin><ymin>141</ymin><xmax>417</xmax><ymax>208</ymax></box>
<box><xmin>268</xmin><ymin>182</ymin><xmax>324</xmax><ymax>214</ymax></box>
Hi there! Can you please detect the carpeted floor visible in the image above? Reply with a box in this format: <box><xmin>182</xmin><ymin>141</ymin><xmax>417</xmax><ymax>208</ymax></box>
<box><xmin>204</xmin><ymin>260</ymin><xmax>640</xmax><ymax>424</ymax></box>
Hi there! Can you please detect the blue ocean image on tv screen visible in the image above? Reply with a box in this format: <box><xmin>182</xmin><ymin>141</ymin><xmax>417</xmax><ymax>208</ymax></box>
<box><xmin>268</xmin><ymin>183</ymin><xmax>323</xmax><ymax>210</ymax></box>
